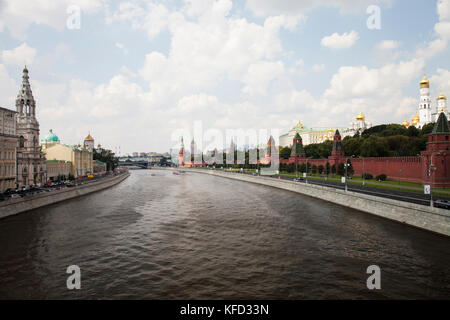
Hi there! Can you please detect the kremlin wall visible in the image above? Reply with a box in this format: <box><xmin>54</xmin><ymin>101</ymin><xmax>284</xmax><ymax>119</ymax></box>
<box><xmin>178</xmin><ymin>112</ymin><xmax>450</xmax><ymax>188</ymax></box>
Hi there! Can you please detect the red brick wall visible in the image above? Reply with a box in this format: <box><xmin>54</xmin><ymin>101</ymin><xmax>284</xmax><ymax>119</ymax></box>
<box><xmin>350</xmin><ymin>157</ymin><xmax>423</xmax><ymax>183</ymax></box>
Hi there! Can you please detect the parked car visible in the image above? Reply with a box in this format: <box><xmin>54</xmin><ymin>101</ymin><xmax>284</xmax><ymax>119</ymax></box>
<box><xmin>10</xmin><ymin>194</ymin><xmax>22</xmax><ymax>199</ymax></box>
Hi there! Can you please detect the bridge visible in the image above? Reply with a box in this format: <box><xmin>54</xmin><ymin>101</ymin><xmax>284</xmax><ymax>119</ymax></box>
<box><xmin>118</xmin><ymin>160</ymin><xmax>150</xmax><ymax>169</ymax></box>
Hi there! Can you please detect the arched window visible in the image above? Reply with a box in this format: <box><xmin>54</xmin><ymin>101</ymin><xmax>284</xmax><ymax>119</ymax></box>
<box><xmin>19</xmin><ymin>136</ymin><xmax>25</xmax><ymax>148</ymax></box>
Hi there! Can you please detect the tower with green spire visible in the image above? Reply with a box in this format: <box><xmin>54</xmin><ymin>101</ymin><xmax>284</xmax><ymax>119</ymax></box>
<box><xmin>420</xmin><ymin>112</ymin><xmax>450</xmax><ymax>187</ymax></box>
<box><xmin>290</xmin><ymin>133</ymin><xmax>306</xmax><ymax>160</ymax></box>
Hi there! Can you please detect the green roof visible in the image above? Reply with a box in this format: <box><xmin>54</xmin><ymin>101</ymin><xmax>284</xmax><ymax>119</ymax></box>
<box><xmin>42</xmin><ymin>129</ymin><xmax>59</xmax><ymax>142</ymax></box>
<box><xmin>432</xmin><ymin>112</ymin><xmax>450</xmax><ymax>134</ymax></box>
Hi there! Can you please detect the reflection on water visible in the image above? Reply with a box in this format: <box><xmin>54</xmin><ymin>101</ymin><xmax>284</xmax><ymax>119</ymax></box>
<box><xmin>0</xmin><ymin>170</ymin><xmax>449</xmax><ymax>299</ymax></box>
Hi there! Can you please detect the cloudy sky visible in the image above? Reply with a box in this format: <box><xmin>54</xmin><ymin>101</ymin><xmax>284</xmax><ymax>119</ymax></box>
<box><xmin>1</xmin><ymin>0</ymin><xmax>450</xmax><ymax>154</ymax></box>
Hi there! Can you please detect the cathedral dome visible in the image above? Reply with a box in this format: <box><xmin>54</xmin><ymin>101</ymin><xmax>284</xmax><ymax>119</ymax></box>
<box><xmin>420</xmin><ymin>75</ymin><xmax>429</xmax><ymax>88</ymax></box>
<box><xmin>293</xmin><ymin>120</ymin><xmax>304</xmax><ymax>129</ymax></box>
<box><xmin>411</xmin><ymin>113</ymin><xmax>420</xmax><ymax>126</ymax></box>
<box><xmin>402</xmin><ymin>120</ymin><xmax>410</xmax><ymax>127</ymax></box>
<box><xmin>356</xmin><ymin>111</ymin><xmax>365</xmax><ymax>121</ymax></box>
<box><xmin>84</xmin><ymin>133</ymin><xmax>94</xmax><ymax>141</ymax></box>
<box><xmin>42</xmin><ymin>129</ymin><xmax>59</xmax><ymax>143</ymax></box>
<box><xmin>437</xmin><ymin>93</ymin><xmax>447</xmax><ymax>100</ymax></box>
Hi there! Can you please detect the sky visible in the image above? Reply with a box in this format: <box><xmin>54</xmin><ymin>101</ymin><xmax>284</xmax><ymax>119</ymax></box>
<box><xmin>1</xmin><ymin>0</ymin><xmax>450</xmax><ymax>155</ymax></box>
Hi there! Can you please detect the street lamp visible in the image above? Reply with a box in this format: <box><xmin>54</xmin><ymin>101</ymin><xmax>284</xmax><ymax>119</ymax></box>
<box><xmin>430</xmin><ymin>151</ymin><xmax>442</xmax><ymax>207</ymax></box>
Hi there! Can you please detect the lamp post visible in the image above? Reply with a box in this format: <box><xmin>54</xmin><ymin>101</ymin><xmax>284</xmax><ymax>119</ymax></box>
<box><xmin>344</xmin><ymin>158</ymin><xmax>348</xmax><ymax>192</ymax></box>
<box><xmin>430</xmin><ymin>152</ymin><xmax>441</xmax><ymax>207</ymax></box>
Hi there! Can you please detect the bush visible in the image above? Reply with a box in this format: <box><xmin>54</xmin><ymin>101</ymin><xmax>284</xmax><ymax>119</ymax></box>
<box><xmin>362</xmin><ymin>173</ymin><xmax>373</xmax><ymax>180</ymax></box>
<box><xmin>376</xmin><ymin>174</ymin><xmax>387</xmax><ymax>181</ymax></box>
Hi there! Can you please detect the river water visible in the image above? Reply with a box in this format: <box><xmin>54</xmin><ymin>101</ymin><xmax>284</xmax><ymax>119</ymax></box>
<box><xmin>0</xmin><ymin>170</ymin><xmax>449</xmax><ymax>299</ymax></box>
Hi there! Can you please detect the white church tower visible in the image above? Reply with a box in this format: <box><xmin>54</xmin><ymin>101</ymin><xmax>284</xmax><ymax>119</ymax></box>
<box><xmin>436</xmin><ymin>93</ymin><xmax>447</xmax><ymax>118</ymax></box>
<box><xmin>16</xmin><ymin>66</ymin><xmax>46</xmax><ymax>187</ymax></box>
<box><xmin>418</xmin><ymin>74</ymin><xmax>432</xmax><ymax>128</ymax></box>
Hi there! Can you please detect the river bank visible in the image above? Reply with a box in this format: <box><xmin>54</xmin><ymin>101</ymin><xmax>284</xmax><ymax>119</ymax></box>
<box><xmin>0</xmin><ymin>172</ymin><xmax>130</xmax><ymax>219</ymax></box>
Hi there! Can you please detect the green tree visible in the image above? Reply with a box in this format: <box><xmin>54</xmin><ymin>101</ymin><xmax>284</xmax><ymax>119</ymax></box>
<box><xmin>279</xmin><ymin>146</ymin><xmax>292</xmax><ymax>159</ymax></box>
<box><xmin>360</xmin><ymin>136</ymin><xmax>390</xmax><ymax>157</ymax></box>
<box><xmin>93</xmin><ymin>148</ymin><xmax>118</xmax><ymax>171</ymax></box>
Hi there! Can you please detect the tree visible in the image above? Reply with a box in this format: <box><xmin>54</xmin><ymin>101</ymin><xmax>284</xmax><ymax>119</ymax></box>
<box><xmin>360</xmin><ymin>136</ymin><xmax>390</xmax><ymax>157</ymax></box>
<box><xmin>312</xmin><ymin>165</ymin><xmax>317</xmax><ymax>174</ymax></box>
<box><xmin>93</xmin><ymin>148</ymin><xmax>118</xmax><ymax>171</ymax></box>
<box><xmin>331</xmin><ymin>164</ymin><xmax>336</xmax><ymax>174</ymax></box>
<box><xmin>279</xmin><ymin>146</ymin><xmax>292</xmax><ymax>159</ymax></box>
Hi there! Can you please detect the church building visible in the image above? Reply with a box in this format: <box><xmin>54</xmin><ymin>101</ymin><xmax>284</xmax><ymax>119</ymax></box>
<box><xmin>16</xmin><ymin>66</ymin><xmax>46</xmax><ymax>187</ymax></box>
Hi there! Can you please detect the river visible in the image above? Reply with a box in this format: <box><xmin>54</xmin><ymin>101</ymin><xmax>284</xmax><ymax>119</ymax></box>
<box><xmin>0</xmin><ymin>170</ymin><xmax>449</xmax><ymax>299</ymax></box>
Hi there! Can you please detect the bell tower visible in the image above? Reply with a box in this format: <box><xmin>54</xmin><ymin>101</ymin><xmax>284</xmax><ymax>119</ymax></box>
<box><xmin>16</xmin><ymin>66</ymin><xmax>46</xmax><ymax>187</ymax></box>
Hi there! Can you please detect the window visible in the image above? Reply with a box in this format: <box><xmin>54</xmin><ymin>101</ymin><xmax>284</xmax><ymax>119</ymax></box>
<box><xmin>19</xmin><ymin>136</ymin><xmax>25</xmax><ymax>148</ymax></box>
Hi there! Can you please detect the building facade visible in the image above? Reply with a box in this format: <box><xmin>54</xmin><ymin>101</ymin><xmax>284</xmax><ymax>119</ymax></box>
<box><xmin>16</xmin><ymin>67</ymin><xmax>46</xmax><ymax>187</ymax></box>
<box><xmin>46</xmin><ymin>160</ymin><xmax>72</xmax><ymax>181</ymax></box>
<box><xmin>0</xmin><ymin>107</ymin><xmax>18</xmax><ymax>191</ymax></box>
<box><xmin>279</xmin><ymin>112</ymin><xmax>371</xmax><ymax>148</ymax></box>
<box><xmin>44</xmin><ymin>143</ymin><xmax>93</xmax><ymax>177</ymax></box>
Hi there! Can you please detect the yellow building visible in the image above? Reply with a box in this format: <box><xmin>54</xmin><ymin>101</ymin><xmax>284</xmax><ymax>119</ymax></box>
<box><xmin>0</xmin><ymin>106</ymin><xmax>18</xmax><ymax>191</ymax></box>
<box><xmin>41</xmin><ymin>129</ymin><xmax>93</xmax><ymax>178</ymax></box>
<box><xmin>44</xmin><ymin>143</ymin><xmax>93</xmax><ymax>177</ymax></box>
<box><xmin>46</xmin><ymin>160</ymin><xmax>72</xmax><ymax>181</ymax></box>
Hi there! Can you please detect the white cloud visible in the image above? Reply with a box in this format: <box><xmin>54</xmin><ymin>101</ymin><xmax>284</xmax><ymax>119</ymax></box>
<box><xmin>1</xmin><ymin>43</ymin><xmax>37</xmax><ymax>66</ymax></box>
<box><xmin>415</xmin><ymin>0</ymin><xmax>450</xmax><ymax>59</ymax></box>
<box><xmin>438</xmin><ymin>0</ymin><xmax>450</xmax><ymax>21</ymax></box>
<box><xmin>108</xmin><ymin>1</ymin><xmax>170</xmax><ymax>39</ymax></box>
<box><xmin>0</xmin><ymin>64</ymin><xmax>17</xmax><ymax>108</ymax></box>
<box><xmin>321</xmin><ymin>30</ymin><xmax>358</xmax><ymax>49</ymax></box>
<box><xmin>430</xmin><ymin>68</ymin><xmax>450</xmax><ymax>95</ymax></box>
<box><xmin>245</xmin><ymin>0</ymin><xmax>394</xmax><ymax>17</ymax></box>
<box><xmin>376</xmin><ymin>40</ymin><xmax>400</xmax><ymax>50</ymax></box>
<box><xmin>0</xmin><ymin>0</ymin><xmax>103</xmax><ymax>39</ymax></box>
<box><xmin>242</xmin><ymin>61</ymin><xmax>285</xmax><ymax>96</ymax></box>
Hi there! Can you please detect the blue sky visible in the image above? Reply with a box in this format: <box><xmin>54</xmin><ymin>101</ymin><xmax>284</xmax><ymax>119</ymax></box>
<box><xmin>1</xmin><ymin>0</ymin><xmax>450</xmax><ymax>154</ymax></box>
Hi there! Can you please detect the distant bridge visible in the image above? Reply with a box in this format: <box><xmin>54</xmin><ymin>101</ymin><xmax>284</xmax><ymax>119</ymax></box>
<box><xmin>118</xmin><ymin>160</ymin><xmax>149</xmax><ymax>169</ymax></box>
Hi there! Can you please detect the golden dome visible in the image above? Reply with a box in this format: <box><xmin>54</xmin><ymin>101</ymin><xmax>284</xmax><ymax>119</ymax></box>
<box><xmin>294</xmin><ymin>120</ymin><xmax>304</xmax><ymax>129</ymax></box>
<box><xmin>327</xmin><ymin>128</ymin><xmax>334</xmax><ymax>133</ymax></box>
<box><xmin>420</xmin><ymin>74</ymin><xmax>429</xmax><ymax>88</ymax></box>
<box><xmin>84</xmin><ymin>133</ymin><xmax>94</xmax><ymax>141</ymax></box>
<box><xmin>437</xmin><ymin>93</ymin><xmax>447</xmax><ymax>100</ymax></box>
<box><xmin>411</xmin><ymin>113</ymin><xmax>420</xmax><ymax>125</ymax></box>
<box><xmin>402</xmin><ymin>120</ymin><xmax>410</xmax><ymax>127</ymax></box>
<box><xmin>356</xmin><ymin>111</ymin><xmax>365</xmax><ymax>121</ymax></box>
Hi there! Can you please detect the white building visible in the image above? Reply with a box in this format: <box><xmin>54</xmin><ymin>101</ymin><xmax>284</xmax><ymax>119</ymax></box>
<box><xmin>279</xmin><ymin>111</ymin><xmax>372</xmax><ymax>148</ymax></box>
<box><xmin>348</xmin><ymin>111</ymin><xmax>372</xmax><ymax>135</ymax></box>
<box><xmin>406</xmin><ymin>75</ymin><xmax>449</xmax><ymax>128</ymax></box>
